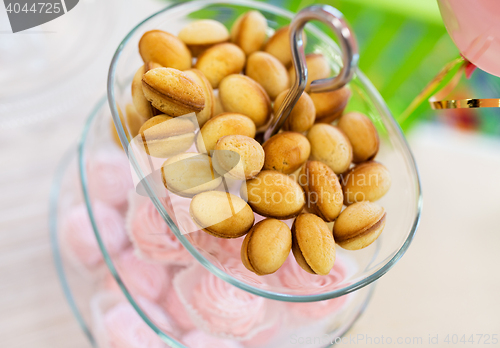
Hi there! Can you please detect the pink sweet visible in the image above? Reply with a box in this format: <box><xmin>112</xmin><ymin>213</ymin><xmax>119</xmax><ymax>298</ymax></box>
<box><xmin>103</xmin><ymin>301</ymin><xmax>167</xmax><ymax>348</ymax></box>
<box><xmin>61</xmin><ymin>202</ymin><xmax>128</xmax><ymax>267</ymax></box>
<box><xmin>187</xmin><ymin>230</ymin><xmax>220</xmax><ymax>254</ymax></box>
<box><xmin>102</xmin><ymin>273</ymin><xmax>121</xmax><ymax>294</ymax></box>
<box><xmin>137</xmin><ymin>297</ymin><xmax>176</xmax><ymax>334</ymax></box>
<box><xmin>278</xmin><ymin>259</ymin><xmax>348</xmax><ymax>319</ymax></box>
<box><xmin>214</xmin><ymin>216</ymin><xmax>270</xmax><ymax>263</ymax></box>
<box><xmin>115</xmin><ymin>248</ymin><xmax>169</xmax><ymax>302</ymax></box>
<box><xmin>220</xmin><ymin>258</ymin><xmax>265</xmax><ymax>287</ymax></box>
<box><xmin>191</xmin><ymin>270</ymin><xmax>266</xmax><ymax>337</ymax></box>
<box><xmin>183</xmin><ymin>330</ymin><xmax>243</xmax><ymax>348</ymax></box>
<box><xmin>222</xmin><ymin>259</ymin><xmax>280</xmax><ymax>346</ymax></box>
<box><xmin>216</xmin><ymin>237</ymin><xmax>243</xmax><ymax>260</ymax></box>
<box><xmin>160</xmin><ymin>286</ymin><xmax>196</xmax><ymax>332</ymax></box>
<box><xmin>87</xmin><ymin>150</ymin><xmax>133</xmax><ymax>208</ymax></box>
<box><xmin>130</xmin><ymin>199</ymin><xmax>193</xmax><ymax>264</ymax></box>
<box><xmin>101</xmin><ymin>278</ymin><xmax>178</xmax><ymax>335</ymax></box>
<box><xmin>241</xmin><ymin>321</ymin><xmax>281</xmax><ymax>347</ymax></box>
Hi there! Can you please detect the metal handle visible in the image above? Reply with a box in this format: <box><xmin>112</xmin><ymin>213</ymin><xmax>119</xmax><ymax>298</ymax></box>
<box><xmin>263</xmin><ymin>5</ymin><xmax>359</xmax><ymax>141</ymax></box>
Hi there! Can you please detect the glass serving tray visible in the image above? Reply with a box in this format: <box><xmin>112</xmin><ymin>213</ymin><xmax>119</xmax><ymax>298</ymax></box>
<box><xmin>50</xmin><ymin>97</ymin><xmax>376</xmax><ymax>348</ymax></box>
<box><xmin>108</xmin><ymin>0</ymin><xmax>422</xmax><ymax>302</ymax></box>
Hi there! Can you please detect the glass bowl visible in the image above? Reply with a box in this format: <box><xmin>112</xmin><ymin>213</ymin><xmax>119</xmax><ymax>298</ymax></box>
<box><xmin>108</xmin><ymin>0</ymin><xmax>422</xmax><ymax>304</ymax></box>
<box><xmin>50</xmin><ymin>148</ymin><xmax>96</xmax><ymax>347</ymax></box>
<box><xmin>51</xmin><ymin>96</ymin><xmax>376</xmax><ymax>348</ymax></box>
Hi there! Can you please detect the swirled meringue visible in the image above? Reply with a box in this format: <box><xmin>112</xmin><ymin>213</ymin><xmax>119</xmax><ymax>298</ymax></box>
<box><xmin>183</xmin><ymin>330</ymin><xmax>243</xmax><ymax>348</ymax></box>
<box><xmin>87</xmin><ymin>150</ymin><xmax>133</xmax><ymax>208</ymax></box>
<box><xmin>115</xmin><ymin>248</ymin><xmax>169</xmax><ymax>302</ymax></box>
<box><xmin>160</xmin><ymin>286</ymin><xmax>196</xmax><ymax>332</ymax></box>
<box><xmin>191</xmin><ymin>271</ymin><xmax>266</xmax><ymax>337</ymax></box>
<box><xmin>103</xmin><ymin>301</ymin><xmax>167</xmax><ymax>348</ymax></box>
<box><xmin>61</xmin><ymin>202</ymin><xmax>127</xmax><ymax>268</ymax></box>
<box><xmin>130</xmin><ymin>199</ymin><xmax>193</xmax><ymax>264</ymax></box>
<box><xmin>278</xmin><ymin>259</ymin><xmax>348</xmax><ymax>319</ymax></box>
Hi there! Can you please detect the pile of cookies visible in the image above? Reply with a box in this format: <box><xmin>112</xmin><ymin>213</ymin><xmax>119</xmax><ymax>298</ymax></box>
<box><xmin>122</xmin><ymin>11</ymin><xmax>391</xmax><ymax>277</ymax></box>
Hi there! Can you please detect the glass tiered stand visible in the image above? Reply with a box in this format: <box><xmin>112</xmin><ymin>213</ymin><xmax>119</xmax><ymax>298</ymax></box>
<box><xmin>50</xmin><ymin>1</ymin><xmax>422</xmax><ymax>347</ymax></box>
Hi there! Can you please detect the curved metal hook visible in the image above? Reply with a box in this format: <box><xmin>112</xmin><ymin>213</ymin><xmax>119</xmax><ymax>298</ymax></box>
<box><xmin>263</xmin><ymin>5</ymin><xmax>359</xmax><ymax>141</ymax></box>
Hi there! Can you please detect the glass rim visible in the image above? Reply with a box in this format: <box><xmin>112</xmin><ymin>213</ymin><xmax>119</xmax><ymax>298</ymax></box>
<box><xmin>105</xmin><ymin>0</ymin><xmax>423</xmax><ymax>304</ymax></box>
<box><xmin>49</xmin><ymin>147</ymin><xmax>97</xmax><ymax>347</ymax></box>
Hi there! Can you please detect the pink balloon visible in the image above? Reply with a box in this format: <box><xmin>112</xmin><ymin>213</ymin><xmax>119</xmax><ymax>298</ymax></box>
<box><xmin>438</xmin><ymin>0</ymin><xmax>500</xmax><ymax>77</ymax></box>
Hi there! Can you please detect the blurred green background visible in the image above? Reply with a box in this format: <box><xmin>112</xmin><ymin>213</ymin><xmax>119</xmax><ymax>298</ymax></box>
<box><xmin>277</xmin><ymin>0</ymin><xmax>500</xmax><ymax>134</ymax></box>
<box><xmin>173</xmin><ymin>0</ymin><xmax>500</xmax><ymax>134</ymax></box>
<box><xmin>281</xmin><ymin>0</ymin><xmax>500</xmax><ymax>135</ymax></box>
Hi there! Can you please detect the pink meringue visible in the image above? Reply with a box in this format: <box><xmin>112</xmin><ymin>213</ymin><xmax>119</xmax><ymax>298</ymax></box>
<box><xmin>191</xmin><ymin>270</ymin><xmax>266</xmax><ymax>337</ymax></box>
<box><xmin>103</xmin><ymin>301</ymin><xmax>167</xmax><ymax>348</ymax></box>
<box><xmin>183</xmin><ymin>330</ymin><xmax>243</xmax><ymax>348</ymax></box>
<box><xmin>216</xmin><ymin>238</ymin><xmax>243</xmax><ymax>259</ymax></box>
<box><xmin>278</xmin><ymin>259</ymin><xmax>348</xmax><ymax>319</ymax></box>
<box><xmin>137</xmin><ymin>297</ymin><xmax>176</xmax><ymax>334</ymax></box>
<box><xmin>61</xmin><ymin>202</ymin><xmax>128</xmax><ymax>268</ymax></box>
<box><xmin>160</xmin><ymin>195</ymin><xmax>177</xmax><ymax>225</ymax></box>
<box><xmin>115</xmin><ymin>248</ymin><xmax>169</xmax><ymax>302</ymax></box>
<box><xmin>102</xmin><ymin>273</ymin><xmax>122</xmax><ymax>294</ymax></box>
<box><xmin>220</xmin><ymin>258</ymin><xmax>265</xmax><ymax>287</ymax></box>
<box><xmin>160</xmin><ymin>286</ymin><xmax>196</xmax><ymax>332</ymax></box>
<box><xmin>87</xmin><ymin>150</ymin><xmax>133</xmax><ymax>208</ymax></box>
<box><xmin>130</xmin><ymin>199</ymin><xmax>193</xmax><ymax>264</ymax></box>
<box><xmin>186</xmin><ymin>230</ymin><xmax>219</xmax><ymax>254</ymax></box>
<box><xmin>241</xmin><ymin>320</ymin><xmax>281</xmax><ymax>347</ymax></box>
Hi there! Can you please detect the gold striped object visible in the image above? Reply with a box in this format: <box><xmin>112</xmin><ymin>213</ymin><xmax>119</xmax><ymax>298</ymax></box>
<box><xmin>399</xmin><ymin>56</ymin><xmax>499</xmax><ymax>127</ymax></box>
<box><xmin>430</xmin><ymin>98</ymin><xmax>500</xmax><ymax>109</ymax></box>
<box><xmin>427</xmin><ymin>57</ymin><xmax>500</xmax><ymax>110</ymax></box>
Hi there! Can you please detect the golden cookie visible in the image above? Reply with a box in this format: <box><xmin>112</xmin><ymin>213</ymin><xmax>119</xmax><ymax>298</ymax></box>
<box><xmin>183</xmin><ymin>69</ymin><xmax>215</xmax><ymax>127</ymax></box>
<box><xmin>241</xmin><ymin>218</ymin><xmax>291</xmax><ymax>275</ymax></box>
<box><xmin>310</xmin><ymin>86</ymin><xmax>351</xmax><ymax>123</ymax></box>
<box><xmin>138</xmin><ymin>30</ymin><xmax>192</xmax><ymax>70</ymax></box>
<box><xmin>289</xmin><ymin>54</ymin><xmax>331</xmax><ymax>92</ymax></box>
<box><xmin>161</xmin><ymin>152</ymin><xmax>221</xmax><ymax>197</ymax></box>
<box><xmin>213</xmin><ymin>135</ymin><xmax>264</xmax><ymax>179</ymax></box>
<box><xmin>230</xmin><ymin>10</ymin><xmax>268</xmax><ymax>55</ymax></box>
<box><xmin>196</xmin><ymin>113</ymin><xmax>256</xmax><ymax>154</ymax></box>
<box><xmin>307</xmin><ymin>124</ymin><xmax>353</xmax><ymax>174</ymax></box>
<box><xmin>190</xmin><ymin>191</ymin><xmax>255</xmax><ymax>238</ymax></box>
<box><xmin>219</xmin><ymin>74</ymin><xmax>271</xmax><ymax>128</ymax></box>
<box><xmin>213</xmin><ymin>90</ymin><xmax>225</xmax><ymax>116</ymax></box>
<box><xmin>341</xmin><ymin>161</ymin><xmax>391</xmax><ymax>205</ymax></box>
<box><xmin>178</xmin><ymin>19</ymin><xmax>229</xmax><ymax>56</ymax></box>
<box><xmin>138</xmin><ymin>115</ymin><xmax>196</xmax><ymax>158</ymax></box>
<box><xmin>125</xmin><ymin>104</ymin><xmax>147</xmax><ymax>139</ymax></box>
<box><xmin>142</xmin><ymin>67</ymin><xmax>205</xmax><ymax>117</ymax></box>
<box><xmin>111</xmin><ymin>105</ymin><xmax>126</xmax><ymax>148</ymax></box>
<box><xmin>264</xmin><ymin>25</ymin><xmax>306</xmax><ymax>67</ymax></box>
<box><xmin>274</xmin><ymin>90</ymin><xmax>316</xmax><ymax>133</ymax></box>
<box><xmin>292</xmin><ymin>213</ymin><xmax>336</xmax><ymax>275</ymax></box>
<box><xmin>131</xmin><ymin>63</ymin><xmax>162</xmax><ymax>119</ymax></box>
<box><xmin>111</xmin><ymin>103</ymin><xmax>147</xmax><ymax>148</ymax></box>
<box><xmin>332</xmin><ymin>201</ymin><xmax>386</xmax><ymax>250</ymax></box>
<box><xmin>288</xmin><ymin>166</ymin><xmax>303</xmax><ymax>183</ymax></box>
<box><xmin>299</xmin><ymin>161</ymin><xmax>343</xmax><ymax>222</ymax></box>
<box><xmin>195</xmin><ymin>43</ymin><xmax>246</xmax><ymax>88</ymax></box>
<box><xmin>262</xmin><ymin>132</ymin><xmax>310</xmax><ymax>174</ymax></box>
<box><xmin>338</xmin><ymin>112</ymin><xmax>379</xmax><ymax>163</ymax></box>
<box><xmin>241</xmin><ymin>170</ymin><xmax>305</xmax><ymax>219</ymax></box>
<box><xmin>246</xmin><ymin>51</ymin><xmax>290</xmax><ymax>100</ymax></box>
